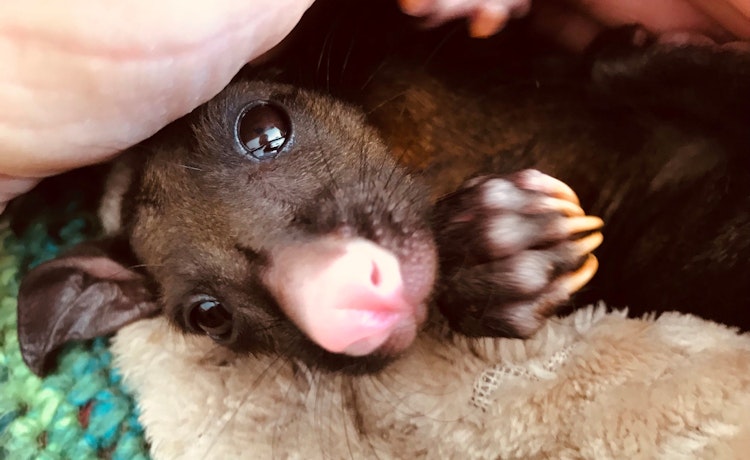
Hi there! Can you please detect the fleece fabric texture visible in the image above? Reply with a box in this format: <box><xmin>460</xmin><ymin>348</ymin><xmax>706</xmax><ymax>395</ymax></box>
<box><xmin>0</xmin><ymin>196</ymin><xmax>149</xmax><ymax>459</ymax></box>
<box><xmin>113</xmin><ymin>305</ymin><xmax>750</xmax><ymax>460</ymax></box>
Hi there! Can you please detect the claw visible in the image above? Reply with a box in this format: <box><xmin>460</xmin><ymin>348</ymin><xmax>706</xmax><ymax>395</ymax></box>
<box><xmin>564</xmin><ymin>215</ymin><xmax>605</xmax><ymax>235</ymax></box>
<box><xmin>560</xmin><ymin>254</ymin><xmax>599</xmax><ymax>295</ymax></box>
<box><xmin>515</xmin><ymin>170</ymin><xmax>580</xmax><ymax>206</ymax></box>
<box><xmin>572</xmin><ymin>231</ymin><xmax>604</xmax><ymax>255</ymax></box>
<box><xmin>533</xmin><ymin>196</ymin><xmax>585</xmax><ymax>217</ymax></box>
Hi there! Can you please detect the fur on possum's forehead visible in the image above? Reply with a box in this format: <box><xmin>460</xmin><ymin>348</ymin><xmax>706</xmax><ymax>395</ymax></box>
<box><xmin>99</xmin><ymin>80</ymin><xmax>436</xmax><ymax>365</ymax></box>
<box><xmin>102</xmin><ymin>82</ymin><xmax>413</xmax><ymax>255</ymax></box>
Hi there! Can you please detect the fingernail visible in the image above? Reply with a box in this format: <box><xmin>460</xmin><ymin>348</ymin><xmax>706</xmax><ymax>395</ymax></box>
<box><xmin>399</xmin><ymin>0</ymin><xmax>430</xmax><ymax>16</ymax></box>
<box><xmin>469</xmin><ymin>5</ymin><xmax>509</xmax><ymax>38</ymax></box>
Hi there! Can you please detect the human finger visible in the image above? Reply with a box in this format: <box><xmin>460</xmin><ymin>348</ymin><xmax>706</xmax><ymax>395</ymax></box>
<box><xmin>0</xmin><ymin>0</ymin><xmax>314</xmax><ymax>179</ymax></box>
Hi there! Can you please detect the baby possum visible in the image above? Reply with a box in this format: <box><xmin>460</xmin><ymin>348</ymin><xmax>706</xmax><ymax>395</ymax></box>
<box><xmin>15</xmin><ymin>10</ymin><xmax>750</xmax><ymax>377</ymax></box>
<box><xmin>16</xmin><ymin>80</ymin><xmax>600</xmax><ymax>376</ymax></box>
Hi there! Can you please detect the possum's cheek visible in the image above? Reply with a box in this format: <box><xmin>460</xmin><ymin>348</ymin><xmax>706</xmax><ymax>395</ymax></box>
<box><xmin>263</xmin><ymin>236</ymin><xmax>436</xmax><ymax>357</ymax></box>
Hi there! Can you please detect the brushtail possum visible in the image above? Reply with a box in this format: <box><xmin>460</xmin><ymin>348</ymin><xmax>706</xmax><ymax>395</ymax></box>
<box><xmin>15</xmin><ymin>1</ymin><xmax>750</xmax><ymax>377</ymax></box>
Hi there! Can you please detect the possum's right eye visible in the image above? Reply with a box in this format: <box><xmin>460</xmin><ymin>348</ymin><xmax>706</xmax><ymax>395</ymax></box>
<box><xmin>188</xmin><ymin>297</ymin><xmax>233</xmax><ymax>340</ymax></box>
<box><xmin>235</xmin><ymin>100</ymin><xmax>292</xmax><ymax>161</ymax></box>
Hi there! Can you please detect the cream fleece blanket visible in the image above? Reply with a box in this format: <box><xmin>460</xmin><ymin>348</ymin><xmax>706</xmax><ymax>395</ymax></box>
<box><xmin>111</xmin><ymin>305</ymin><xmax>750</xmax><ymax>459</ymax></box>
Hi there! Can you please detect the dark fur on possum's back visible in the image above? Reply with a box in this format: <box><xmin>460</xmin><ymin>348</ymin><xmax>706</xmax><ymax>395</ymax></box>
<box><xmin>13</xmin><ymin>0</ymin><xmax>750</xmax><ymax>376</ymax></box>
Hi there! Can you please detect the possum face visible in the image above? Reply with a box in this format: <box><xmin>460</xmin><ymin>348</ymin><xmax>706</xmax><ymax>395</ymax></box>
<box><xmin>121</xmin><ymin>81</ymin><xmax>438</xmax><ymax>373</ymax></box>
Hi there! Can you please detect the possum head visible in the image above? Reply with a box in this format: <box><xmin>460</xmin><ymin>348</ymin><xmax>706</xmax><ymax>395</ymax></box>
<box><xmin>17</xmin><ymin>81</ymin><xmax>438</xmax><ymax>375</ymax></box>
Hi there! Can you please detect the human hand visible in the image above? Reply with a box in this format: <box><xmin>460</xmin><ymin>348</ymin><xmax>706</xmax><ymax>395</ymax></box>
<box><xmin>398</xmin><ymin>0</ymin><xmax>750</xmax><ymax>50</ymax></box>
<box><xmin>532</xmin><ymin>0</ymin><xmax>750</xmax><ymax>51</ymax></box>
<box><xmin>0</xmin><ymin>0</ymin><xmax>314</xmax><ymax>213</ymax></box>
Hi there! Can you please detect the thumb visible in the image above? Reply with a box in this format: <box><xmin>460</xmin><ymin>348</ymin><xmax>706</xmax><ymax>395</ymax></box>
<box><xmin>0</xmin><ymin>0</ymin><xmax>314</xmax><ymax>211</ymax></box>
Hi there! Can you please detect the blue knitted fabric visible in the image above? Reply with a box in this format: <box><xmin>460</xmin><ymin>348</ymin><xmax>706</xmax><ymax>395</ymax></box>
<box><xmin>0</xmin><ymin>195</ymin><xmax>150</xmax><ymax>459</ymax></box>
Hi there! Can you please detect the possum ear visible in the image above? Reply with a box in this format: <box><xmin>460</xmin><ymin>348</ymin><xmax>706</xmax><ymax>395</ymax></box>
<box><xmin>17</xmin><ymin>237</ymin><xmax>160</xmax><ymax>376</ymax></box>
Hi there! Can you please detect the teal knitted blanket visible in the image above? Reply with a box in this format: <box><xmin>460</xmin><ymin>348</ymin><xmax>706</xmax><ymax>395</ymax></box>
<box><xmin>0</xmin><ymin>187</ymin><xmax>150</xmax><ymax>459</ymax></box>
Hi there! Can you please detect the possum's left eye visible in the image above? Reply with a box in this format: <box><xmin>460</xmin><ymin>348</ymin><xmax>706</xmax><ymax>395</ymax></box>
<box><xmin>188</xmin><ymin>297</ymin><xmax>233</xmax><ymax>340</ymax></box>
<box><xmin>235</xmin><ymin>100</ymin><xmax>292</xmax><ymax>161</ymax></box>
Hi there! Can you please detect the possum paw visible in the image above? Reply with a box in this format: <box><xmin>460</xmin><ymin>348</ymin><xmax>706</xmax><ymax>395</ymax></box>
<box><xmin>398</xmin><ymin>0</ymin><xmax>531</xmax><ymax>37</ymax></box>
<box><xmin>433</xmin><ymin>169</ymin><xmax>603</xmax><ymax>338</ymax></box>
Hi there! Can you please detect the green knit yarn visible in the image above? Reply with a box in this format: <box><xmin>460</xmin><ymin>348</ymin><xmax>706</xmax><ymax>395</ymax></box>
<box><xmin>0</xmin><ymin>194</ymin><xmax>150</xmax><ymax>459</ymax></box>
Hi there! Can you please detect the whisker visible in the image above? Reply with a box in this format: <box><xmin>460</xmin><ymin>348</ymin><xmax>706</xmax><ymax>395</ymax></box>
<box><xmin>421</xmin><ymin>23</ymin><xmax>461</xmax><ymax>69</ymax></box>
<box><xmin>339</xmin><ymin>373</ymin><xmax>384</xmax><ymax>460</ymax></box>
<box><xmin>325</xmin><ymin>22</ymin><xmax>336</xmax><ymax>94</ymax></box>
<box><xmin>319</xmin><ymin>156</ymin><xmax>342</xmax><ymax>212</ymax></box>
<box><xmin>365</xmin><ymin>90</ymin><xmax>409</xmax><ymax>115</ymax></box>
<box><xmin>340</xmin><ymin>37</ymin><xmax>356</xmax><ymax>86</ymax></box>
<box><xmin>358</xmin><ymin>142</ymin><xmax>367</xmax><ymax>197</ymax></box>
<box><xmin>360</xmin><ymin>58</ymin><xmax>388</xmax><ymax>92</ymax></box>
<box><xmin>383</xmin><ymin>144</ymin><xmax>411</xmax><ymax>193</ymax></box>
<box><xmin>124</xmin><ymin>263</ymin><xmax>164</xmax><ymax>271</ymax></box>
<box><xmin>311</xmin><ymin>353</ymin><xmax>336</xmax><ymax>459</ymax></box>
<box><xmin>316</xmin><ymin>25</ymin><xmax>336</xmax><ymax>87</ymax></box>
<box><xmin>242</xmin><ymin>319</ymin><xmax>289</xmax><ymax>341</ymax></box>
<box><xmin>385</xmin><ymin>177</ymin><xmax>419</xmax><ymax>220</ymax></box>
<box><xmin>198</xmin><ymin>348</ymin><xmax>291</xmax><ymax>459</ymax></box>
<box><xmin>312</xmin><ymin>122</ymin><xmax>341</xmax><ymax>195</ymax></box>
<box><xmin>270</xmin><ymin>344</ymin><xmax>310</xmax><ymax>458</ymax></box>
<box><xmin>340</xmin><ymin>381</ymin><xmax>357</xmax><ymax>459</ymax></box>
<box><xmin>373</xmin><ymin>351</ymin><xmax>465</xmax><ymax>424</ymax></box>
<box><xmin>191</xmin><ymin>321</ymin><xmax>294</xmax><ymax>459</ymax></box>
<box><xmin>178</xmin><ymin>164</ymin><xmax>204</xmax><ymax>172</ymax></box>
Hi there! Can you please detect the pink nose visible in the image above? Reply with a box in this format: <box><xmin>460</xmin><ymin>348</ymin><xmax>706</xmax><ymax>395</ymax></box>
<box><xmin>341</xmin><ymin>240</ymin><xmax>405</xmax><ymax>307</ymax></box>
<box><xmin>265</xmin><ymin>238</ymin><xmax>416</xmax><ymax>357</ymax></box>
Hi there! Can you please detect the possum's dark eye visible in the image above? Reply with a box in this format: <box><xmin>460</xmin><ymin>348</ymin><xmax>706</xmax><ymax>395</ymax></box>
<box><xmin>188</xmin><ymin>298</ymin><xmax>233</xmax><ymax>340</ymax></box>
<box><xmin>235</xmin><ymin>100</ymin><xmax>292</xmax><ymax>161</ymax></box>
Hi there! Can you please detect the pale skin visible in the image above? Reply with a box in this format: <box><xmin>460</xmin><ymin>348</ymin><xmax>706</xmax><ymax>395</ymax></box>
<box><xmin>1</xmin><ymin>0</ymin><xmax>749</xmax><ymax>213</ymax></box>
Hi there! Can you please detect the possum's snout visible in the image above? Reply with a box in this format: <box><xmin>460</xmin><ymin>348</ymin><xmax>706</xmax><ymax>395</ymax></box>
<box><xmin>265</xmin><ymin>235</ymin><xmax>436</xmax><ymax>357</ymax></box>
